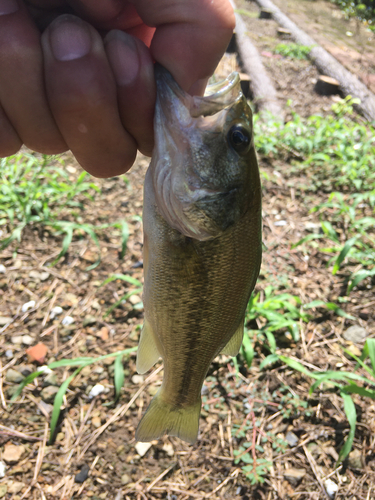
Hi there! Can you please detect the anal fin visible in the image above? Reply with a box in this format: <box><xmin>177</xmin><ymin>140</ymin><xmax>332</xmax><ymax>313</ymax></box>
<box><xmin>136</xmin><ymin>319</ymin><xmax>161</xmax><ymax>374</ymax></box>
<box><xmin>220</xmin><ymin>320</ymin><xmax>244</xmax><ymax>357</ymax></box>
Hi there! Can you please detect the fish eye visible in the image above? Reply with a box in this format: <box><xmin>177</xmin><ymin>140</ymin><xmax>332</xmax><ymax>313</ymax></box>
<box><xmin>227</xmin><ymin>125</ymin><xmax>251</xmax><ymax>154</ymax></box>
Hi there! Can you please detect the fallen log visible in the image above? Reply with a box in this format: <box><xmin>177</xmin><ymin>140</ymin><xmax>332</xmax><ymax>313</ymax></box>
<box><xmin>230</xmin><ymin>0</ymin><xmax>284</xmax><ymax>119</ymax></box>
<box><xmin>254</xmin><ymin>0</ymin><xmax>375</xmax><ymax>121</ymax></box>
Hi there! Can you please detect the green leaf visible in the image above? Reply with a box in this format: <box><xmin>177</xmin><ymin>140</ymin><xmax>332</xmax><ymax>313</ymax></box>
<box><xmin>347</xmin><ymin>269</ymin><xmax>375</xmax><ymax>293</ymax></box>
<box><xmin>291</xmin><ymin>233</ymin><xmax>324</xmax><ymax>248</ymax></box>
<box><xmin>50</xmin><ymin>366</ymin><xmax>87</xmax><ymax>441</ymax></box>
<box><xmin>241</xmin><ymin>331</ymin><xmax>254</xmax><ymax>368</ymax></box>
<box><xmin>10</xmin><ymin>370</ymin><xmax>45</xmax><ymax>402</ymax></box>
<box><xmin>342</xmin><ymin>383</ymin><xmax>375</xmax><ymax>399</ymax></box>
<box><xmin>337</xmin><ymin>392</ymin><xmax>356</xmax><ymax>463</ymax></box>
<box><xmin>260</xmin><ymin>354</ymin><xmax>279</xmax><ymax>370</ymax></box>
<box><xmin>114</xmin><ymin>354</ymin><xmax>125</xmax><ymax>401</ymax></box>
<box><xmin>265</xmin><ymin>331</ymin><xmax>277</xmax><ymax>354</ymax></box>
<box><xmin>332</xmin><ymin>236</ymin><xmax>358</xmax><ymax>275</ymax></box>
<box><xmin>321</xmin><ymin>221</ymin><xmax>339</xmax><ymax>243</ymax></box>
<box><xmin>366</xmin><ymin>339</ymin><xmax>375</xmax><ymax>375</ymax></box>
<box><xmin>101</xmin><ymin>274</ymin><xmax>142</xmax><ymax>288</ymax></box>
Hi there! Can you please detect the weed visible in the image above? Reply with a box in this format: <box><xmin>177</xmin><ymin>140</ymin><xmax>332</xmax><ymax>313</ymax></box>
<box><xmin>261</xmin><ymin>339</ymin><xmax>375</xmax><ymax>462</ymax></box>
<box><xmin>274</xmin><ymin>43</ymin><xmax>311</xmax><ymax>59</ymax></box>
<box><xmin>0</xmin><ymin>153</ymin><xmax>129</xmax><ymax>265</ymax></box>
<box><xmin>294</xmin><ymin>191</ymin><xmax>375</xmax><ymax>292</ymax></box>
<box><xmin>330</xmin><ymin>0</ymin><xmax>375</xmax><ymax>31</ymax></box>
<box><xmin>254</xmin><ymin>97</ymin><xmax>375</xmax><ymax>192</ymax></box>
<box><xmin>243</xmin><ymin>287</ymin><xmax>352</xmax><ymax>359</ymax></box>
<box><xmin>10</xmin><ymin>347</ymin><xmax>137</xmax><ymax>442</ymax></box>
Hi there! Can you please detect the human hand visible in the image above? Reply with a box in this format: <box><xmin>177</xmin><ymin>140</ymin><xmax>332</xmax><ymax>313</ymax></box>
<box><xmin>0</xmin><ymin>0</ymin><xmax>235</xmax><ymax>177</ymax></box>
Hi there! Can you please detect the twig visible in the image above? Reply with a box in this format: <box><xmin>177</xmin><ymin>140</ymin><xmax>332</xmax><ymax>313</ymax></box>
<box><xmin>0</xmin><ymin>424</ymin><xmax>43</xmax><ymax>442</ymax></box>
<box><xmin>77</xmin><ymin>365</ymin><xmax>163</xmax><ymax>460</ymax></box>
<box><xmin>303</xmin><ymin>444</ymin><xmax>330</xmax><ymax>499</ymax></box>
<box><xmin>0</xmin><ymin>361</ymin><xmax>6</xmax><ymax>410</ymax></box>
<box><xmin>146</xmin><ymin>463</ymin><xmax>177</xmax><ymax>492</ymax></box>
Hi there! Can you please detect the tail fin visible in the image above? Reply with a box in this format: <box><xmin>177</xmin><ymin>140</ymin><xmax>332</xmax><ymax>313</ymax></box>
<box><xmin>135</xmin><ymin>391</ymin><xmax>201</xmax><ymax>445</ymax></box>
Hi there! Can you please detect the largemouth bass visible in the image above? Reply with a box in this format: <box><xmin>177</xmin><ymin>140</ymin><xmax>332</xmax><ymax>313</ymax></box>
<box><xmin>135</xmin><ymin>65</ymin><xmax>262</xmax><ymax>444</ymax></box>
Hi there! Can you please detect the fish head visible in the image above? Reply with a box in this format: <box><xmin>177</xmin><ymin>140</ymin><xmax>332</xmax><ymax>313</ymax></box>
<box><xmin>151</xmin><ymin>65</ymin><xmax>260</xmax><ymax>240</ymax></box>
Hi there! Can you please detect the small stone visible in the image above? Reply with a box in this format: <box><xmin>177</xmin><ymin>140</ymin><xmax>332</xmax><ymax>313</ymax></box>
<box><xmin>346</xmin><ymin>344</ymin><xmax>362</xmax><ymax>357</ymax></box>
<box><xmin>0</xmin><ymin>317</ymin><xmax>12</xmax><ymax>326</ymax></box>
<box><xmin>121</xmin><ymin>473</ymin><xmax>131</xmax><ymax>485</ymax></box>
<box><xmin>128</xmin><ymin>295</ymin><xmax>142</xmax><ymax>305</ymax></box>
<box><xmin>75</xmin><ymin>464</ymin><xmax>90</xmax><ymax>484</ymax></box>
<box><xmin>21</xmin><ymin>300</ymin><xmax>36</xmax><ymax>312</ymax></box>
<box><xmin>0</xmin><ymin>461</ymin><xmax>6</xmax><ymax>478</ymax></box>
<box><xmin>62</xmin><ymin>316</ymin><xmax>74</xmax><ymax>326</ymax></box>
<box><xmin>99</xmin><ymin>327</ymin><xmax>109</xmax><ymax>341</ymax></box>
<box><xmin>39</xmin><ymin>401</ymin><xmax>54</xmax><ymax>414</ymax></box>
<box><xmin>26</xmin><ymin>343</ymin><xmax>48</xmax><ymax>364</ymax></box>
<box><xmin>41</xmin><ymin>385</ymin><xmax>59</xmax><ymax>402</ymax></box>
<box><xmin>324</xmin><ymin>478</ymin><xmax>338</xmax><ymax>498</ymax></box>
<box><xmin>21</xmin><ymin>335</ymin><xmax>34</xmax><ymax>346</ymax></box>
<box><xmin>135</xmin><ymin>442</ymin><xmax>152</xmax><ymax>457</ymax></box>
<box><xmin>3</xmin><ymin>444</ymin><xmax>25</xmax><ymax>464</ymax></box>
<box><xmin>40</xmin><ymin>272</ymin><xmax>50</xmax><ymax>281</ymax></box>
<box><xmin>8</xmin><ymin>481</ymin><xmax>25</xmax><ymax>494</ymax></box>
<box><xmin>343</xmin><ymin>325</ymin><xmax>367</xmax><ymax>343</ymax></box>
<box><xmin>13</xmin><ymin>259</ymin><xmax>22</xmax><ymax>269</ymax></box>
<box><xmin>285</xmin><ymin>431</ymin><xmax>299</xmax><ymax>447</ymax></box>
<box><xmin>5</xmin><ymin>349</ymin><xmax>13</xmax><ymax>358</ymax></box>
<box><xmin>5</xmin><ymin>369</ymin><xmax>24</xmax><ymax>384</ymax></box>
<box><xmin>64</xmin><ymin>293</ymin><xmax>79</xmax><ymax>306</ymax></box>
<box><xmin>88</xmin><ymin>384</ymin><xmax>105</xmax><ymax>399</ymax></box>
<box><xmin>284</xmin><ymin>468</ymin><xmax>306</xmax><ymax>486</ymax></box>
<box><xmin>11</xmin><ymin>335</ymin><xmax>23</xmax><ymax>344</ymax></box>
<box><xmin>39</xmin><ymin>365</ymin><xmax>53</xmax><ymax>375</ymax></box>
<box><xmin>0</xmin><ymin>485</ymin><xmax>7</xmax><ymax>498</ymax></box>
<box><xmin>50</xmin><ymin>306</ymin><xmax>63</xmax><ymax>319</ymax></box>
<box><xmin>131</xmin><ymin>375</ymin><xmax>144</xmax><ymax>385</ymax></box>
<box><xmin>43</xmin><ymin>373</ymin><xmax>58</xmax><ymax>387</ymax></box>
<box><xmin>0</xmin><ymin>264</ymin><xmax>6</xmax><ymax>274</ymax></box>
<box><xmin>29</xmin><ymin>270</ymin><xmax>42</xmax><ymax>280</ymax></box>
<box><xmin>162</xmin><ymin>443</ymin><xmax>174</xmax><ymax>456</ymax></box>
<box><xmin>91</xmin><ymin>416</ymin><xmax>101</xmax><ymax>428</ymax></box>
<box><xmin>83</xmin><ymin>315</ymin><xmax>97</xmax><ymax>327</ymax></box>
<box><xmin>348</xmin><ymin>448</ymin><xmax>362</xmax><ymax>469</ymax></box>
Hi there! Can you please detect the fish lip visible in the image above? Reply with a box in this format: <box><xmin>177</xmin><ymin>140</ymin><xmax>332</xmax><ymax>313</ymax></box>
<box><xmin>154</xmin><ymin>64</ymin><xmax>242</xmax><ymax>121</ymax></box>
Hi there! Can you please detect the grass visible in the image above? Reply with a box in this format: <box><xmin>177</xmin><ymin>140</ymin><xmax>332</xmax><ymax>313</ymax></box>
<box><xmin>10</xmin><ymin>347</ymin><xmax>137</xmax><ymax>443</ymax></box>
<box><xmin>0</xmin><ymin>153</ymin><xmax>129</xmax><ymax>265</ymax></box>
<box><xmin>274</xmin><ymin>43</ymin><xmax>311</xmax><ymax>59</ymax></box>
<box><xmin>294</xmin><ymin>191</ymin><xmax>375</xmax><ymax>292</ymax></box>
<box><xmin>254</xmin><ymin>97</ymin><xmax>375</xmax><ymax>192</ymax></box>
<box><xmin>330</xmin><ymin>0</ymin><xmax>375</xmax><ymax>31</ymax></box>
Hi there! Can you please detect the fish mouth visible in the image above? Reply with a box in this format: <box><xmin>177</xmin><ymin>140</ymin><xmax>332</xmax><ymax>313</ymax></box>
<box><xmin>154</xmin><ymin>64</ymin><xmax>242</xmax><ymax>125</ymax></box>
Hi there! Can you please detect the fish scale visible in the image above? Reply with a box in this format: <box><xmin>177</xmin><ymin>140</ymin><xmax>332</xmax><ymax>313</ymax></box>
<box><xmin>135</xmin><ymin>65</ymin><xmax>262</xmax><ymax>444</ymax></box>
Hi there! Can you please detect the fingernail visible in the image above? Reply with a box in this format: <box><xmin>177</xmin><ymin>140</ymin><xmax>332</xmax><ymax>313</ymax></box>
<box><xmin>105</xmin><ymin>31</ymin><xmax>139</xmax><ymax>86</ymax></box>
<box><xmin>50</xmin><ymin>16</ymin><xmax>91</xmax><ymax>62</ymax></box>
<box><xmin>0</xmin><ymin>0</ymin><xmax>18</xmax><ymax>15</ymax></box>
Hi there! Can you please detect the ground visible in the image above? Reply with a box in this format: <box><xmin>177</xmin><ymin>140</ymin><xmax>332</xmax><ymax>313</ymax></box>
<box><xmin>0</xmin><ymin>1</ymin><xmax>375</xmax><ymax>499</ymax></box>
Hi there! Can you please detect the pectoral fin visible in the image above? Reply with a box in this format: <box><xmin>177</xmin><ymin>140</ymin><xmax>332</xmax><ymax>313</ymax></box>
<box><xmin>136</xmin><ymin>319</ymin><xmax>161</xmax><ymax>374</ymax></box>
<box><xmin>220</xmin><ymin>320</ymin><xmax>244</xmax><ymax>357</ymax></box>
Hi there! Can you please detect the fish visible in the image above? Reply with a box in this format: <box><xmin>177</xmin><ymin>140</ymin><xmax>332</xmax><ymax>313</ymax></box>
<box><xmin>135</xmin><ymin>65</ymin><xmax>262</xmax><ymax>444</ymax></box>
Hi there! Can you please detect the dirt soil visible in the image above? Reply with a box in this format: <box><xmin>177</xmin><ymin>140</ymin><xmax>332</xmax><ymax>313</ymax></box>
<box><xmin>1</xmin><ymin>2</ymin><xmax>375</xmax><ymax>500</ymax></box>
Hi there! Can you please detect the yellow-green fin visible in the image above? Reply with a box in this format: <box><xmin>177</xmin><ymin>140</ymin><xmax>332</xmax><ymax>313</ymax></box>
<box><xmin>136</xmin><ymin>319</ymin><xmax>161</xmax><ymax>374</ymax></box>
<box><xmin>220</xmin><ymin>320</ymin><xmax>244</xmax><ymax>357</ymax></box>
<box><xmin>136</xmin><ymin>389</ymin><xmax>201</xmax><ymax>445</ymax></box>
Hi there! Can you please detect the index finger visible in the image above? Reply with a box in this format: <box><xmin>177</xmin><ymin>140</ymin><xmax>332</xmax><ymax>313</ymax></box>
<box><xmin>134</xmin><ymin>0</ymin><xmax>235</xmax><ymax>93</ymax></box>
